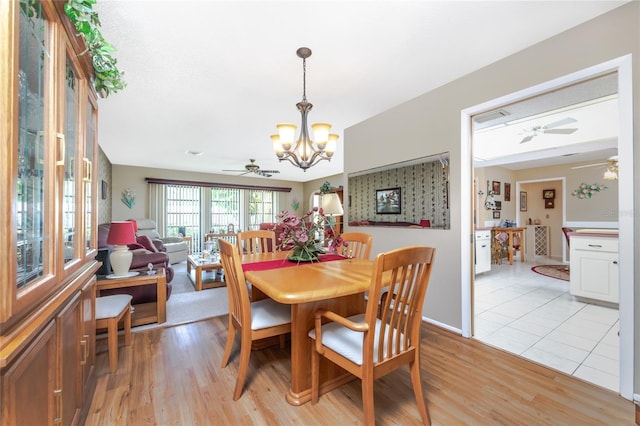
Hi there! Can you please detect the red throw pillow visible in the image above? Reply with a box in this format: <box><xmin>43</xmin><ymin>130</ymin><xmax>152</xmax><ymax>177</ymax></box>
<box><xmin>137</xmin><ymin>235</ymin><xmax>159</xmax><ymax>253</ymax></box>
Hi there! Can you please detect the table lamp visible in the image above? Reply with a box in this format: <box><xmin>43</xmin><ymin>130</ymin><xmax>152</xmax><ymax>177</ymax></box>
<box><xmin>321</xmin><ymin>193</ymin><xmax>344</xmax><ymax>231</ymax></box>
<box><xmin>106</xmin><ymin>221</ymin><xmax>137</xmax><ymax>277</ymax></box>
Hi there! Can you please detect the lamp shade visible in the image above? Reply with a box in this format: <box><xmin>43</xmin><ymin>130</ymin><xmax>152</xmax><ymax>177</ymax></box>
<box><xmin>129</xmin><ymin>219</ymin><xmax>138</xmax><ymax>233</ymax></box>
<box><xmin>322</xmin><ymin>193</ymin><xmax>343</xmax><ymax>216</ymax></box>
<box><xmin>106</xmin><ymin>221</ymin><xmax>136</xmax><ymax>245</ymax></box>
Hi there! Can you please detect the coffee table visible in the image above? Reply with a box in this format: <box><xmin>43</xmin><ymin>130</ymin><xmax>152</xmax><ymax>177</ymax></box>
<box><xmin>186</xmin><ymin>254</ymin><xmax>225</xmax><ymax>291</ymax></box>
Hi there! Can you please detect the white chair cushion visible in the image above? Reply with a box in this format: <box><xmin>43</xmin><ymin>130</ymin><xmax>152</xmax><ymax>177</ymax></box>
<box><xmin>250</xmin><ymin>299</ymin><xmax>291</xmax><ymax>330</ymax></box>
<box><xmin>308</xmin><ymin>314</ymin><xmax>405</xmax><ymax>365</ymax></box>
<box><xmin>96</xmin><ymin>294</ymin><xmax>133</xmax><ymax>319</ymax></box>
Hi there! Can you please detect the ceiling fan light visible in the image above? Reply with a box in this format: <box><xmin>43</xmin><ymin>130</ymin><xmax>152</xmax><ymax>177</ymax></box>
<box><xmin>276</xmin><ymin>123</ymin><xmax>296</xmax><ymax>151</ymax></box>
<box><xmin>603</xmin><ymin>167</ymin><xmax>618</xmax><ymax>180</ymax></box>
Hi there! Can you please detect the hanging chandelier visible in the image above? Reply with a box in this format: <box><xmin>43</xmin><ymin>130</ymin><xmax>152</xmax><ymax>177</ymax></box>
<box><xmin>271</xmin><ymin>47</ymin><xmax>338</xmax><ymax>171</ymax></box>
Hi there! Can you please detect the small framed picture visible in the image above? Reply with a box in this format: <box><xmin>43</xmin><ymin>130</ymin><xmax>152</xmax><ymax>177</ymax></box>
<box><xmin>504</xmin><ymin>183</ymin><xmax>511</xmax><ymax>202</ymax></box>
<box><xmin>101</xmin><ymin>180</ymin><xmax>107</xmax><ymax>200</ymax></box>
<box><xmin>543</xmin><ymin>189</ymin><xmax>555</xmax><ymax>199</ymax></box>
<box><xmin>492</xmin><ymin>181</ymin><xmax>501</xmax><ymax>195</ymax></box>
<box><xmin>495</xmin><ymin>201</ymin><xmax>502</xmax><ymax>210</ymax></box>
<box><xmin>376</xmin><ymin>187</ymin><xmax>402</xmax><ymax>214</ymax></box>
<box><xmin>545</xmin><ymin>199</ymin><xmax>555</xmax><ymax>209</ymax></box>
<box><xmin>493</xmin><ymin>211</ymin><xmax>501</xmax><ymax>219</ymax></box>
<box><xmin>520</xmin><ymin>191</ymin><xmax>527</xmax><ymax>212</ymax></box>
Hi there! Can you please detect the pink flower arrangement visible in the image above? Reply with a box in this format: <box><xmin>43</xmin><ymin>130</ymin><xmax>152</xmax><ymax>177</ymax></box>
<box><xmin>276</xmin><ymin>208</ymin><xmax>344</xmax><ymax>261</ymax></box>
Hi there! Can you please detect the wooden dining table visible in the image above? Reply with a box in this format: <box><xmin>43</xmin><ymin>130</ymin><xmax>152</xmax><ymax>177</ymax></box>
<box><xmin>242</xmin><ymin>251</ymin><xmax>374</xmax><ymax>406</ymax></box>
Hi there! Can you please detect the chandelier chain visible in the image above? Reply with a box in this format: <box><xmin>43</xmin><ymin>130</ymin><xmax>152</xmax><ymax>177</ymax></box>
<box><xmin>302</xmin><ymin>56</ymin><xmax>307</xmax><ymax>102</ymax></box>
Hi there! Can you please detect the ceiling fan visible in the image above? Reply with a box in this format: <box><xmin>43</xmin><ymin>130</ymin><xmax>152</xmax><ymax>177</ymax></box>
<box><xmin>519</xmin><ymin>117</ymin><xmax>578</xmax><ymax>143</ymax></box>
<box><xmin>223</xmin><ymin>159</ymin><xmax>280</xmax><ymax>178</ymax></box>
<box><xmin>571</xmin><ymin>155</ymin><xmax>618</xmax><ymax>179</ymax></box>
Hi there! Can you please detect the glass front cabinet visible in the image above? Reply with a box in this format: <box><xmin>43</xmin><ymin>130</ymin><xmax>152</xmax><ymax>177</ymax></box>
<box><xmin>1</xmin><ymin>2</ymin><xmax>99</xmax><ymax>425</ymax></box>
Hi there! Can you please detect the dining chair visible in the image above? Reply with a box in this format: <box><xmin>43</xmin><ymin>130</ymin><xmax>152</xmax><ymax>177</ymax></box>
<box><xmin>309</xmin><ymin>245</ymin><xmax>436</xmax><ymax>425</ymax></box>
<box><xmin>218</xmin><ymin>238</ymin><xmax>292</xmax><ymax>400</ymax></box>
<box><xmin>236</xmin><ymin>230</ymin><xmax>277</xmax><ymax>255</ymax></box>
<box><xmin>337</xmin><ymin>232</ymin><xmax>373</xmax><ymax>260</ymax></box>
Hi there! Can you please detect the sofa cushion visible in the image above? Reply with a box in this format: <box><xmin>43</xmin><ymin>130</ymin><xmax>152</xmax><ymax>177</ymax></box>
<box><xmin>137</xmin><ymin>235</ymin><xmax>159</xmax><ymax>253</ymax></box>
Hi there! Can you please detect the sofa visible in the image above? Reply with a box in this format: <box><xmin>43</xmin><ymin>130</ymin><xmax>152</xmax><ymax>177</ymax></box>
<box><xmin>135</xmin><ymin>218</ymin><xmax>189</xmax><ymax>264</ymax></box>
<box><xmin>97</xmin><ymin>223</ymin><xmax>173</xmax><ymax>304</ymax></box>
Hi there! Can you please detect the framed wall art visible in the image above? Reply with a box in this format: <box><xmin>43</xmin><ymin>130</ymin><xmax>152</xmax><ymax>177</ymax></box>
<box><xmin>520</xmin><ymin>191</ymin><xmax>527</xmax><ymax>212</ymax></box>
<box><xmin>543</xmin><ymin>189</ymin><xmax>555</xmax><ymax>199</ymax></box>
<box><xmin>101</xmin><ymin>180</ymin><xmax>107</xmax><ymax>200</ymax></box>
<box><xmin>504</xmin><ymin>183</ymin><xmax>511</xmax><ymax>201</ymax></box>
<box><xmin>493</xmin><ymin>211</ymin><xmax>501</xmax><ymax>219</ymax></box>
<box><xmin>492</xmin><ymin>180</ymin><xmax>501</xmax><ymax>195</ymax></box>
<box><xmin>375</xmin><ymin>187</ymin><xmax>401</xmax><ymax>214</ymax></box>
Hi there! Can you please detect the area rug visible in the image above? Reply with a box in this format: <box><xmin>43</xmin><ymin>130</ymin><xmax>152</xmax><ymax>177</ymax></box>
<box><xmin>132</xmin><ymin>262</ymin><xmax>229</xmax><ymax>332</ymax></box>
<box><xmin>531</xmin><ymin>265</ymin><xmax>570</xmax><ymax>281</ymax></box>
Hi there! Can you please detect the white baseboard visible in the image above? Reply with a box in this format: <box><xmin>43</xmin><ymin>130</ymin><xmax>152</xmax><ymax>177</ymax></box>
<box><xmin>422</xmin><ymin>316</ymin><xmax>462</xmax><ymax>335</ymax></box>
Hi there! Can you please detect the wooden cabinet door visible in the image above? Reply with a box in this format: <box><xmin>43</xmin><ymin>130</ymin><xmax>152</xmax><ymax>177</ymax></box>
<box><xmin>57</xmin><ymin>294</ymin><xmax>82</xmax><ymax>426</ymax></box>
<box><xmin>1</xmin><ymin>321</ymin><xmax>56</xmax><ymax>426</ymax></box>
<box><xmin>80</xmin><ymin>277</ymin><xmax>96</xmax><ymax>392</ymax></box>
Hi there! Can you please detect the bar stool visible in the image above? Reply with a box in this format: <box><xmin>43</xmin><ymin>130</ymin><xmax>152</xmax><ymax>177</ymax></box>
<box><xmin>96</xmin><ymin>294</ymin><xmax>133</xmax><ymax>372</ymax></box>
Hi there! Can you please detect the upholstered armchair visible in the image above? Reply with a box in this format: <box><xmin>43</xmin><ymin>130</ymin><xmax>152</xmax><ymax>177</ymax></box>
<box><xmin>135</xmin><ymin>218</ymin><xmax>189</xmax><ymax>264</ymax></box>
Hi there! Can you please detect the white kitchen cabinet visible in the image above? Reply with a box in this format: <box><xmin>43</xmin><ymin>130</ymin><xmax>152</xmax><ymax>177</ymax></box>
<box><xmin>569</xmin><ymin>233</ymin><xmax>618</xmax><ymax>304</ymax></box>
<box><xmin>475</xmin><ymin>230</ymin><xmax>491</xmax><ymax>274</ymax></box>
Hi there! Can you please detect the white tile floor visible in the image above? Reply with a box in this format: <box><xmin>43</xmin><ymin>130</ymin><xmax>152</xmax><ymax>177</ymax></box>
<box><xmin>474</xmin><ymin>258</ymin><xmax>620</xmax><ymax>393</ymax></box>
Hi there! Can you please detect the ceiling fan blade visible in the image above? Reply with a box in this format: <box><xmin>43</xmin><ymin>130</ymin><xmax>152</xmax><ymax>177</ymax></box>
<box><xmin>544</xmin><ymin>117</ymin><xmax>577</xmax><ymax>129</ymax></box>
<box><xmin>222</xmin><ymin>169</ymin><xmax>248</xmax><ymax>172</ymax></box>
<box><xmin>259</xmin><ymin>170</ymin><xmax>280</xmax><ymax>174</ymax></box>
<box><xmin>543</xmin><ymin>128</ymin><xmax>577</xmax><ymax>135</ymax></box>
<box><xmin>571</xmin><ymin>162</ymin><xmax>607</xmax><ymax>170</ymax></box>
<box><xmin>520</xmin><ymin>135</ymin><xmax>534</xmax><ymax>143</ymax></box>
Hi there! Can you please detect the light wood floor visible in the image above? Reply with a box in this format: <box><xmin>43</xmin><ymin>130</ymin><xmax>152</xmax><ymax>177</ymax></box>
<box><xmin>86</xmin><ymin>317</ymin><xmax>634</xmax><ymax>425</ymax></box>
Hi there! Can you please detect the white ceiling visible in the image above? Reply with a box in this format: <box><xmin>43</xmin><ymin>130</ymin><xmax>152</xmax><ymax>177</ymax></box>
<box><xmin>94</xmin><ymin>1</ymin><xmax>627</xmax><ymax>183</ymax></box>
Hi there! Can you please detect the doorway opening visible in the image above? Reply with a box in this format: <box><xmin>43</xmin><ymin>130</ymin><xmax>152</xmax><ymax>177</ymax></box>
<box><xmin>461</xmin><ymin>56</ymin><xmax>633</xmax><ymax>400</ymax></box>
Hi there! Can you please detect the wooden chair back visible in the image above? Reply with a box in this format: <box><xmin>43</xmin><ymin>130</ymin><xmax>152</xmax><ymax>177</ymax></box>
<box><xmin>310</xmin><ymin>245</ymin><xmax>435</xmax><ymax>424</ymax></box>
<box><xmin>218</xmin><ymin>238</ymin><xmax>291</xmax><ymax>400</ymax></box>
<box><xmin>237</xmin><ymin>230</ymin><xmax>276</xmax><ymax>254</ymax></box>
<box><xmin>338</xmin><ymin>232</ymin><xmax>373</xmax><ymax>259</ymax></box>
<box><xmin>218</xmin><ymin>238</ymin><xmax>251</xmax><ymax>332</ymax></box>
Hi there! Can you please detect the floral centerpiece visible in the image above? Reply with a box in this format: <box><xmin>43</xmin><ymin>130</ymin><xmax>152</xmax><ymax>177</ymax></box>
<box><xmin>276</xmin><ymin>207</ymin><xmax>344</xmax><ymax>262</ymax></box>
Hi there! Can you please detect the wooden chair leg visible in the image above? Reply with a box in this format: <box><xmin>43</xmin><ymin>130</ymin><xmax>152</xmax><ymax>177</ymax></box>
<box><xmin>123</xmin><ymin>304</ymin><xmax>132</xmax><ymax>347</ymax></box>
<box><xmin>220</xmin><ymin>319</ymin><xmax>236</xmax><ymax>368</ymax></box>
<box><xmin>107</xmin><ymin>318</ymin><xmax>118</xmax><ymax>373</ymax></box>
<box><xmin>410</xmin><ymin>359</ymin><xmax>431</xmax><ymax>426</ymax></box>
<box><xmin>311</xmin><ymin>346</ymin><xmax>319</xmax><ymax>403</ymax></box>
<box><xmin>278</xmin><ymin>334</ymin><xmax>286</xmax><ymax>349</ymax></box>
<box><xmin>362</xmin><ymin>375</ymin><xmax>375</xmax><ymax>426</ymax></box>
<box><xmin>233</xmin><ymin>335</ymin><xmax>251</xmax><ymax>400</ymax></box>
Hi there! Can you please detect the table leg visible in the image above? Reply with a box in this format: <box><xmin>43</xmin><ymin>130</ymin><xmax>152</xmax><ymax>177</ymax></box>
<box><xmin>196</xmin><ymin>266</ymin><xmax>202</xmax><ymax>291</ymax></box>
<box><xmin>286</xmin><ymin>293</ymin><xmax>365</xmax><ymax>406</ymax></box>
<box><xmin>508</xmin><ymin>232</ymin><xmax>514</xmax><ymax>265</ymax></box>
<box><xmin>519</xmin><ymin>230</ymin><xmax>525</xmax><ymax>262</ymax></box>
<box><xmin>157</xmin><ymin>269</ymin><xmax>167</xmax><ymax>323</ymax></box>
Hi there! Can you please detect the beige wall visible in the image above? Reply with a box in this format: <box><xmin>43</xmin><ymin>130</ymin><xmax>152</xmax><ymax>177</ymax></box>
<box><xmin>344</xmin><ymin>1</ymin><xmax>639</xmax><ymax>381</ymax></box>
<box><xmin>109</xmin><ymin>164</ymin><xmax>304</xmax><ymax>223</ymax></box>
<box><xmin>475</xmin><ymin>166</ymin><xmax>517</xmax><ymax>227</ymax></box>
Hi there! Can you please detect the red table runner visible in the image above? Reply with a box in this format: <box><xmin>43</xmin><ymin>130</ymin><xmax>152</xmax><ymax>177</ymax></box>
<box><xmin>242</xmin><ymin>253</ymin><xmax>346</xmax><ymax>272</ymax></box>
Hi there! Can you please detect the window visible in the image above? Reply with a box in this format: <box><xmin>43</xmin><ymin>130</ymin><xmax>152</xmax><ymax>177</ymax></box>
<box><xmin>149</xmin><ymin>181</ymin><xmax>282</xmax><ymax>252</ymax></box>
<box><xmin>248</xmin><ymin>189</ymin><xmax>277</xmax><ymax>230</ymax></box>
<box><xmin>166</xmin><ymin>185</ymin><xmax>201</xmax><ymax>249</ymax></box>
<box><xmin>210</xmin><ymin>187</ymin><xmax>240</xmax><ymax>233</ymax></box>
